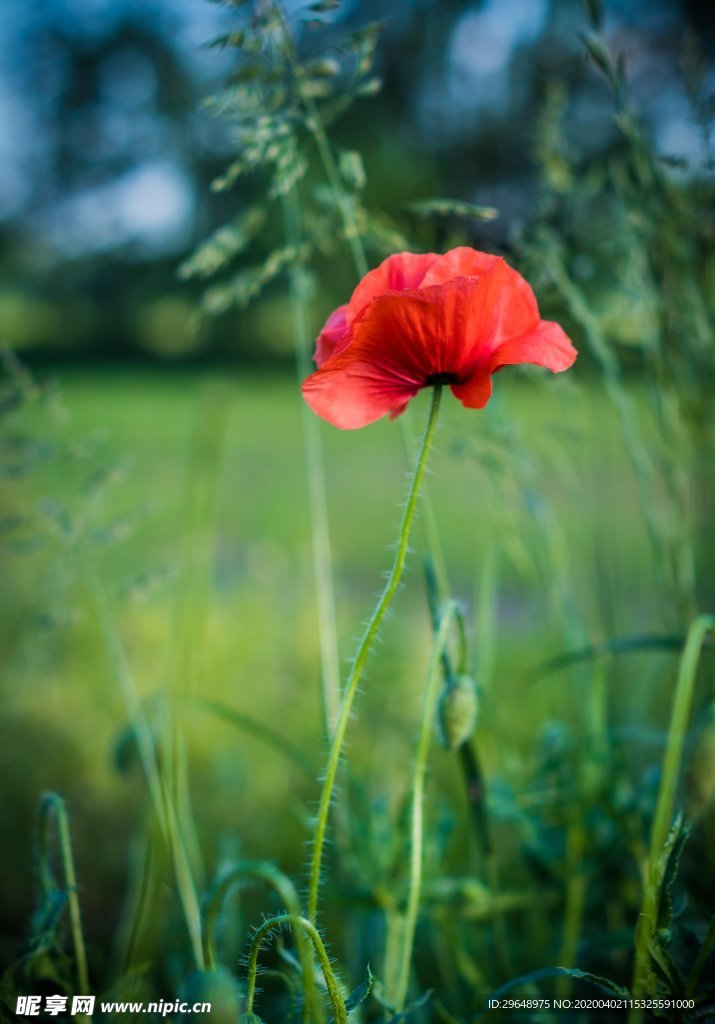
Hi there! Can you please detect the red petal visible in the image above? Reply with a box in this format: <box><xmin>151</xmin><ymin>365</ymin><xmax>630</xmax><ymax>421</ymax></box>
<box><xmin>350</xmin><ymin>277</ymin><xmax>491</xmax><ymax>382</ymax></box>
<box><xmin>420</xmin><ymin>246</ymin><xmax>499</xmax><ymax>287</ymax></box>
<box><xmin>315</xmin><ymin>305</ymin><xmax>349</xmax><ymax>366</ymax></box>
<box><xmin>347</xmin><ymin>251</ymin><xmax>440</xmax><ymax>321</ymax></box>
<box><xmin>302</xmin><ymin>278</ymin><xmax>486</xmax><ymax>428</ymax></box>
<box><xmin>453</xmin><ymin>320</ymin><xmax>577</xmax><ymax>411</ymax></box>
<box><xmin>488</xmin><ymin>319</ymin><xmax>577</xmax><ymax>373</ymax></box>
<box><xmin>468</xmin><ymin>258</ymin><xmax>541</xmax><ymax>355</ymax></box>
<box><xmin>450</xmin><ymin>374</ymin><xmax>494</xmax><ymax>410</ymax></box>
<box><xmin>302</xmin><ymin>360</ymin><xmax>421</xmax><ymax>429</ymax></box>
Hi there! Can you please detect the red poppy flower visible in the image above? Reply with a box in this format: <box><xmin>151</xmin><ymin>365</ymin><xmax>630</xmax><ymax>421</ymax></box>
<box><xmin>302</xmin><ymin>247</ymin><xmax>577</xmax><ymax>429</ymax></box>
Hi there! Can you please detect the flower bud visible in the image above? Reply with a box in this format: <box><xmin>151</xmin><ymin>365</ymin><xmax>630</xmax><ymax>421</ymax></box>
<box><xmin>437</xmin><ymin>674</ymin><xmax>478</xmax><ymax>750</ymax></box>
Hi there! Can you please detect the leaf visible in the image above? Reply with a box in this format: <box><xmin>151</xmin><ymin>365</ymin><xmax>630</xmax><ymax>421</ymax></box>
<box><xmin>344</xmin><ymin>966</ymin><xmax>373</xmax><ymax>1013</ymax></box>
<box><xmin>647</xmin><ymin>936</ymin><xmax>685</xmax><ymax>995</ymax></box>
<box><xmin>371</xmin><ymin>980</ymin><xmax>433</xmax><ymax>1022</ymax></box>
<box><xmin>189</xmin><ymin>697</ymin><xmax>317</xmax><ymax>775</ymax></box>
<box><xmin>386</xmin><ymin>989</ymin><xmax>433</xmax><ymax>1022</ymax></box>
<box><xmin>406</xmin><ymin>198</ymin><xmax>498</xmax><ymax>221</ymax></box>
<box><xmin>584</xmin><ymin>0</ymin><xmax>604</xmax><ymax>31</ymax></box>
<box><xmin>657</xmin><ymin>815</ymin><xmax>690</xmax><ymax>931</ymax></box>
<box><xmin>525</xmin><ymin>633</ymin><xmax>694</xmax><ymax>681</ymax></box>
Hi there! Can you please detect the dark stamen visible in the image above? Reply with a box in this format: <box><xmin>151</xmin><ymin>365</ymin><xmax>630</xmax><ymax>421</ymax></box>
<box><xmin>425</xmin><ymin>372</ymin><xmax>458</xmax><ymax>386</ymax></box>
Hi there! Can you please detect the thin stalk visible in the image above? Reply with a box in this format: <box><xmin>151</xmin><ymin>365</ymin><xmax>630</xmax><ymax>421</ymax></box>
<box><xmin>281</xmin><ymin>188</ymin><xmax>341</xmax><ymax>736</ymax></box>
<box><xmin>114</xmin><ymin>824</ymin><xmax>160</xmax><ymax>972</ymax></box>
<box><xmin>307</xmin><ymin>385</ymin><xmax>443</xmax><ymax>921</ymax></box>
<box><xmin>38</xmin><ymin>793</ymin><xmax>90</xmax><ymax>994</ymax></box>
<box><xmin>425</xmin><ymin>562</ymin><xmax>492</xmax><ymax>861</ymax></box>
<box><xmin>556</xmin><ymin>816</ymin><xmax>586</xmax><ymax>996</ymax></box>
<box><xmin>164</xmin><ymin>384</ymin><xmax>230</xmax><ymax>889</ymax></box>
<box><xmin>485</xmin><ymin>854</ymin><xmax>514</xmax><ymax>980</ymax></box>
<box><xmin>686</xmin><ymin>911</ymin><xmax>715</xmax><ymax>997</ymax></box>
<box><xmin>78</xmin><ymin>554</ymin><xmax>204</xmax><ymax>969</ymax></box>
<box><xmin>459</xmin><ymin>742</ymin><xmax>491</xmax><ymax>859</ymax></box>
<box><xmin>244</xmin><ymin>914</ymin><xmax>346</xmax><ymax>1024</ymax></box>
<box><xmin>394</xmin><ymin>602</ymin><xmax>457</xmax><ymax>1011</ymax></box>
<box><xmin>630</xmin><ymin>614</ymin><xmax>715</xmax><ymax>1012</ymax></box>
<box><xmin>550</xmin><ymin>254</ymin><xmax>696</xmax><ymax>624</ymax></box>
<box><xmin>474</xmin><ymin>544</ymin><xmax>498</xmax><ymax>689</ymax></box>
<box><xmin>275</xmin><ymin>0</ymin><xmax>367</xmax><ymax>278</ymax></box>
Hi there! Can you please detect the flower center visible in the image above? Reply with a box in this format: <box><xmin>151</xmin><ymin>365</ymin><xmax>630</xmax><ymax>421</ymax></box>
<box><xmin>425</xmin><ymin>372</ymin><xmax>459</xmax><ymax>386</ymax></box>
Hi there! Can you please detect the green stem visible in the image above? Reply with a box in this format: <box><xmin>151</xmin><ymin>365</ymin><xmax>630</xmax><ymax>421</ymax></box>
<box><xmin>203</xmin><ymin>863</ymin><xmax>301</xmax><ymax>970</ymax></box>
<box><xmin>281</xmin><ymin>188</ymin><xmax>342</xmax><ymax>736</ymax></box>
<box><xmin>307</xmin><ymin>385</ymin><xmax>443</xmax><ymax>921</ymax></box>
<box><xmin>686</xmin><ymin>910</ymin><xmax>715</xmax><ymax>997</ymax></box>
<box><xmin>275</xmin><ymin>0</ymin><xmax>367</xmax><ymax>279</ymax></box>
<box><xmin>245</xmin><ymin>914</ymin><xmax>346</xmax><ymax>1024</ymax></box>
<box><xmin>164</xmin><ymin>384</ymin><xmax>230</xmax><ymax>890</ymax></box>
<box><xmin>38</xmin><ymin>793</ymin><xmax>90</xmax><ymax>994</ymax></box>
<box><xmin>550</xmin><ymin>254</ymin><xmax>696</xmax><ymax>623</ymax></box>
<box><xmin>556</xmin><ymin>815</ymin><xmax>586</xmax><ymax>996</ymax></box>
<box><xmin>203</xmin><ymin>862</ymin><xmax>320</xmax><ymax>1024</ymax></box>
<box><xmin>394</xmin><ymin>602</ymin><xmax>457</xmax><ymax>1011</ymax></box>
<box><xmin>78</xmin><ymin>555</ymin><xmax>204</xmax><ymax>969</ymax></box>
<box><xmin>629</xmin><ymin>614</ymin><xmax>715</xmax><ymax>1014</ymax></box>
<box><xmin>424</xmin><ymin>561</ymin><xmax>492</xmax><ymax>859</ymax></box>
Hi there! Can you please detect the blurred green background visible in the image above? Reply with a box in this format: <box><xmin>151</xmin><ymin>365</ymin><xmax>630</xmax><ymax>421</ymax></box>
<box><xmin>1</xmin><ymin>0</ymin><xmax>714</xmax><ymax>1010</ymax></box>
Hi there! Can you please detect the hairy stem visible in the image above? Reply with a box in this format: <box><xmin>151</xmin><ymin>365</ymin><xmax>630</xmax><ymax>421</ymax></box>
<box><xmin>203</xmin><ymin>862</ymin><xmax>320</xmax><ymax>1023</ymax></box>
<box><xmin>307</xmin><ymin>385</ymin><xmax>443</xmax><ymax>921</ymax></box>
<box><xmin>245</xmin><ymin>914</ymin><xmax>346</xmax><ymax>1024</ymax></box>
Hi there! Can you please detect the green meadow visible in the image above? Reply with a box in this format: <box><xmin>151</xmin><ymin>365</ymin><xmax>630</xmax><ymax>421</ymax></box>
<box><xmin>3</xmin><ymin>362</ymin><xmax>712</xmax><ymax>1020</ymax></box>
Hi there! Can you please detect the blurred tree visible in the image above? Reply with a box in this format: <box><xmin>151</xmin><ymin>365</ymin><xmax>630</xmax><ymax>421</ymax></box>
<box><xmin>0</xmin><ymin>0</ymin><xmax>711</xmax><ymax>362</ymax></box>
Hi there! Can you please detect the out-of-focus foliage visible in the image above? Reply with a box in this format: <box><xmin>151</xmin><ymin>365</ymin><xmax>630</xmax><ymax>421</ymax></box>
<box><xmin>1</xmin><ymin>0</ymin><xmax>713</xmax><ymax>362</ymax></box>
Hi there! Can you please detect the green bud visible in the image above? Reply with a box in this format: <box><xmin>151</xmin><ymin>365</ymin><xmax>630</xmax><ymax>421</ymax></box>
<box><xmin>437</xmin><ymin>674</ymin><xmax>478</xmax><ymax>750</ymax></box>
